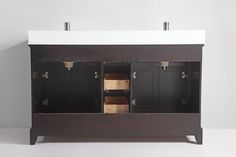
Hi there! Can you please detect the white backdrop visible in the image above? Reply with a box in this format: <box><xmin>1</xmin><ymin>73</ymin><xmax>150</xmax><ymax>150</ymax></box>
<box><xmin>0</xmin><ymin>0</ymin><xmax>236</xmax><ymax>128</ymax></box>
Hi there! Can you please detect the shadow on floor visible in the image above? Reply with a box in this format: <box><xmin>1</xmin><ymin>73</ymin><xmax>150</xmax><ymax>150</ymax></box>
<box><xmin>0</xmin><ymin>128</ymin><xmax>29</xmax><ymax>145</ymax></box>
<box><xmin>39</xmin><ymin>135</ymin><xmax>193</xmax><ymax>144</ymax></box>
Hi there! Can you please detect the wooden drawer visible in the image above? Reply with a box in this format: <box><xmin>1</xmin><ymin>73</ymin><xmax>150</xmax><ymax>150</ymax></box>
<box><xmin>104</xmin><ymin>74</ymin><xmax>129</xmax><ymax>90</ymax></box>
<box><xmin>104</xmin><ymin>105</ymin><xmax>129</xmax><ymax>113</ymax></box>
<box><xmin>104</xmin><ymin>96</ymin><xmax>129</xmax><ymax>113</ymax></box>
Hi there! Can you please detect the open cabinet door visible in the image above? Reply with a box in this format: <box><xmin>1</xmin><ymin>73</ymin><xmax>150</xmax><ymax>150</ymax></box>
<box><xmin>70</xmin><ymin>62</ymin><xmax>101</xmax><ymax>113</ymax></box>
<box><xmin>42</xmin><ymin>62</ymin><xmax>101</xmax><ymax>113</ymax></box>
<box><xmin>131</xmin><ymin>63</ymin><xmax>159</xmax><ymax>113</ymax></box>
<box><xmin>158</xmin><ymin>63</ymin><xmax>188</xmax><ymax>112</ymax></box>
<box><xmin>131</xmin><ymin>62</ymin><xmax>189</xmax><ymax>113</ymax></box>
<box><xmin>42</xmin><ymin>62</ymin><xmax>68</xmax><ymax>113</ymax></box>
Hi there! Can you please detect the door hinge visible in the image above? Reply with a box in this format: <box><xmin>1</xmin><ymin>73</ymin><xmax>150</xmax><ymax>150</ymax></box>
<box><xmin>181</xmin><ymin>98</ymin><xmax>187</xmax><ymax>106</ymax></box>
<box><xmin>181</xmin><ymin>72</ymin><xmax>188</xmax><ymax>79</ymax></box>
<box><xmin>94</xmin><ymin>71</ymin><xmax>99</xmax><ymax>79</ymax></box>
<box><xmin>42</xmin><ymin>72</ymin><xmax>49</xmax><ymax>79</ymax></box>
<box><xmin>131</xmin><ymin>99</ymin><xmax>136</xmax><ymax>106</ymax></box>
<box><xmin>33</xmin><ymin>72</ymin><xmax>49</xmax><ymax>79</ymax></box>
<box><xmin>132</xmin><ymin>72</ymin><xmax>136</xmax><ymax>79</ymax></box>
<box><xmin>42</xmin><ymin>98</ymin><xmax>49</xmax><ymax>106</ymax></box>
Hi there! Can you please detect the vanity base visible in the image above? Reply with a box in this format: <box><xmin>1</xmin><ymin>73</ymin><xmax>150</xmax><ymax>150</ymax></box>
<box><xmin>30</xmin><ymin>113</ymin><xmax>202</xmax><ymax>145</ymax></box>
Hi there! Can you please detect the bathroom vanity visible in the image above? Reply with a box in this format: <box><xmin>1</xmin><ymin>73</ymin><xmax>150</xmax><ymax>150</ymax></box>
<box><xmin>28</xmin><ymin>31</ymin><xmax>205</xmax><ymax>144</ymax></box>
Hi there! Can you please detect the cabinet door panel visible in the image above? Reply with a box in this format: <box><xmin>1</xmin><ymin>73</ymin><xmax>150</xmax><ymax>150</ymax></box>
<box><xmin>131</xmin><ymin>63</ymin><xmax>159</xmax><ymax>113</ymax></box>
<box><xmin>43</xmin><ymin>62</ymin><xmax>101</xmax><ymax>113</ymax></box>
<box><xmin>43</xmin><ymin>62</ymin><xmax>68</xmax><ymax>112</ymax></box>
<box><xmin>159</xmin><ymin>64</ymin><xmax>188</xmax><ymax>112</ymax></box>
<box><xmin>70</xmin><ymin>62</ymin><xmax>101</xmax><ymax>113</ymax></box>
<box><xmin>131</xmin><ymin>62</ymin><xmax>188</xmax><ymax>113</ymax></box>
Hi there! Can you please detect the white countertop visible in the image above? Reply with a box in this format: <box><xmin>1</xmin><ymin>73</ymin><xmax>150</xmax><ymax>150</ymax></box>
<box><xmin>28</xmin><ymin>31</ymin><xmax>205</xmax><ymax>45</ymax></box>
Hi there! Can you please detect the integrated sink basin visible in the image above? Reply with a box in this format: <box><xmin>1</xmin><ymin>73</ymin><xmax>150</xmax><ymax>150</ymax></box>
<box><xmin>28</xmin><ymin>31</ymin><xmax>205</xmax><ymax>45</ymax></box>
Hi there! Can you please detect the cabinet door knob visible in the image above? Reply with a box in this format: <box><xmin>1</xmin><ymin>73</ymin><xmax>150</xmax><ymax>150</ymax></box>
<box><xmin>131</xmin><ymin>99</ymin><xmax>136</xmax><ymax>106</ymax></box>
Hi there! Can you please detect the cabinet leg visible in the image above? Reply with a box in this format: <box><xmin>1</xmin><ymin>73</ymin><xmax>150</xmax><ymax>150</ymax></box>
<box><xmin>195</xmin><ymin>128</ymin><xmax>203</xmax><ymax>144</ymax></box>
<box><xmin>30</xmin><ymin>128</ymin><xmax>37</xmax><ymax>145</ymax></box>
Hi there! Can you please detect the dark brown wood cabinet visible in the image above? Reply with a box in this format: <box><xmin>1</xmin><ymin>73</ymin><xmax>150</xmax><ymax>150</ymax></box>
<box><xmin>29</xmin><ymin>44</ymin><xmax>203</xmax><ymax>145</ymax></box>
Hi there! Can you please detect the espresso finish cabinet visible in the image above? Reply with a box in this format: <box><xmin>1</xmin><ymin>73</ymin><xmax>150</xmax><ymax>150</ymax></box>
<box><xmin>29</xmin><ymin>31</ymin><xmax>205</xmax><ymax>145</ymax></box>
<box><xmin>33</xmin><ymin>62</ymin><xmax>101</xmax><ymax>113</ymax></box>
